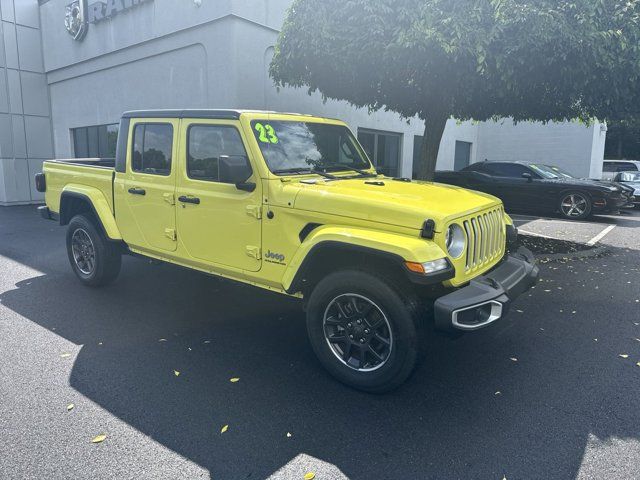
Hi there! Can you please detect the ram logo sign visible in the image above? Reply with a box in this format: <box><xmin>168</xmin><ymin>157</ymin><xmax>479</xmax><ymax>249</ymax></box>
<box><xmin>65</xmin><ymin>0</ymin><xmax>153</xmax><ymax>41</ymax></box>
<box><xmin>64</xmin><ymin>0</ymin><xmax>88</xmax><ymax>41</ymax></box>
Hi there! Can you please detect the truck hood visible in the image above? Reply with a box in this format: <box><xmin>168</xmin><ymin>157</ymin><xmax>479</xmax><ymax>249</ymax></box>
<box><xmin>291</xmin><ymin>178</ymin><xmax>501</xmax><ymax>231</ymax></box>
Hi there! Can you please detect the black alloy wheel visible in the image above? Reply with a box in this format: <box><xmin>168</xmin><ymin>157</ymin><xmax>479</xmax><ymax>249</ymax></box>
<box><xmin>323</xmin><ymin>293</ymin><xmax>393</xmax><ymax>371</ymax></box>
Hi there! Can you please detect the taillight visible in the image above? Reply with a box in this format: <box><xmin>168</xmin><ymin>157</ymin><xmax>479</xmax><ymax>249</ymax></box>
<box><xmin>35</xmin><ymin>173</ymin><xmax>46</xmax><ymax>192</ymax></box>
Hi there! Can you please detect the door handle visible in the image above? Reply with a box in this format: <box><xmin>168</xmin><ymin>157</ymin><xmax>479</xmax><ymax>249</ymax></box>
<box><xmin>128</xmin><ymin>188</ymin><xmax>146</xmax><ymax>196</ymax></box>
<box><xmin>178</xmin><ymin>195</ymin><xmax>200</xmax><ymax>205</ymax></box>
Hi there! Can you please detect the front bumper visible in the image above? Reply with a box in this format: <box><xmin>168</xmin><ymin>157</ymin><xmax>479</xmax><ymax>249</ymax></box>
<box><xmin>434</xmin><ymin>247</ymin><xmax>539</xmax><ymax>332</ymax></box>
<box><xmin>593</xmin><ymin>194</ymin><xmax>630</xmax><ymax>212</ymax></box>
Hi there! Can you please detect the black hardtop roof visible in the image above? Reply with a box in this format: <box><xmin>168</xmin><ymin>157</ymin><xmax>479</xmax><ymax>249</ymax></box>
<box><xmin>121</xmin><ymin>109</ymin><xmax>319</xmax><ymax>120</ymax></box>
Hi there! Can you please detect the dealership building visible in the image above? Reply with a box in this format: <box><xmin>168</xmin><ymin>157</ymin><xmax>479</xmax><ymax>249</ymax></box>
<box><xmin>0</xmin><ymin>0</ymin><xmax>607</xmax><ymax>205</ymax></box>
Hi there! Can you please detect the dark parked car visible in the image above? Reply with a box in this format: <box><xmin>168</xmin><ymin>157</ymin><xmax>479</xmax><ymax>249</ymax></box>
<box><xmin>435</xmin><ymin>161</ymin><xmax>630</xmax><ymax>220</ymax></box>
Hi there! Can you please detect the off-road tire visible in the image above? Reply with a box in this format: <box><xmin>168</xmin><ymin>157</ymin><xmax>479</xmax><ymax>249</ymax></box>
<box><xmin>66</xmin><ymin>214</ymin><xmax>121</xmax><ymax>287</ymax></box>
<box><xmin>306</xmin><ymin>270</ymin><xmax>422</xmax><ymax>393</ymax></box>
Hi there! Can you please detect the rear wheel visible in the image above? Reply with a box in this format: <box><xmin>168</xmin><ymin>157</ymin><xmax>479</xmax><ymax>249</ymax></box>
<box><xmin>559</xmin><ymin>192</ymin><xmax>591</xmax><ymax>220</ymax></box>
<box><xmin>66</xmin><ymin>214</ymin><xmax>121</xmax><ymax>287</ymax></box>
<box><xmin>306</xmin><ymin>270</ymin><xmax>421</xmax><ymax>393</ymax></box>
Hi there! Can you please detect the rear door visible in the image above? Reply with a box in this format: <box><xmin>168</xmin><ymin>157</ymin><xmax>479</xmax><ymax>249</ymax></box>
<box><xmin>116</xmin><ymin>118</ymin><xmax>179</xmax><ymax>252</ymax></box>
<box><xmin>175</xmin><ymin>119</ymin><xmax>262</xmax><ymax>272</ymax></box>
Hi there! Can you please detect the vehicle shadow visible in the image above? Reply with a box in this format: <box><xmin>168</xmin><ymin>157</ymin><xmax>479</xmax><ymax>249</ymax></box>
<box><xmin>2</xmin><ymin>207</ymin><xmax>639</xmax><ymax>479</ymax></box>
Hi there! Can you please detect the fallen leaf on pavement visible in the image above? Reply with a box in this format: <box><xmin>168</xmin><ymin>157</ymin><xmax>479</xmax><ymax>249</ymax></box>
<box><xmin>91</xmin><ymin>434</ymin><xmax>106</xmax><ymax>444</ymax></box>
<box><xmin>67</xmin><ymin>404</ymin><xmax>74</xmax><ymax>411</ymax></box>
<box><xmin>230</xmin><ymin>378</ymin><xmax>240</xmax><ymax>383</ymax></box>
<box><xmin>304</xmin><ymin>473</ymin><xmax>315</xmax><ymax>480</ymax></box>
<box><xmin>220</xmin><ymin>425</ymin><xmax>228</xmax><ymax>434</ymax></box>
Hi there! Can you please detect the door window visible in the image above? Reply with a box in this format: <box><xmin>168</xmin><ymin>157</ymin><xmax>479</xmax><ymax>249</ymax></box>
<box><xmin>131</xmin><ymin>123</ymin><xmax>173</xmax><ymax>176</ymax></box>
<box><xmin>484</xmin><ymin>163</ymin><xmax>530</xmax><ymax>178</ymax></box>
<box><xmin>187</xmin><ymin>125</ymin><xmax>249</xmax><ymax>183</ymax></box>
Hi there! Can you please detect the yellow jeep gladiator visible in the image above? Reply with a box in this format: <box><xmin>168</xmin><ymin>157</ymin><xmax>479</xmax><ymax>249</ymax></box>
<box><xmin>36</xmin><ymin>110</ymin><xmax>538</xmax><ymax>392</ymax></box>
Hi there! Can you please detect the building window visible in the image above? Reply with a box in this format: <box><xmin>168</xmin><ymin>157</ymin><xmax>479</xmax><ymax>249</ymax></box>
<box><xmin>357</xmin><ymin>128</ymin><xmax>402</xmax><ymax>177</ymax></box>
<box><xmin>72</xmin><ymin>124</ymin><xmax>119</xmax><ymax>158</ymax></box>
<box><xmin>132</xmin><ymin>123</ymin><xmax>173</xmax><ymax>176</ymax></box>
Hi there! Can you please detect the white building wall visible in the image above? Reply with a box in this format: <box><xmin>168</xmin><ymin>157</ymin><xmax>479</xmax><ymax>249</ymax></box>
<box><xmin>0</xmin><ymin>0</ymin><xmax>52</xmax><ymax>205</ymax></box>
<box><xmin>588</xmin><ymin>123</ymin><xmax>607</xmax><ymax>179</ymax></box>
<box><xmin>473</xmin><ymin>119</ymin><xmax>605</xmax><ymax>179</ymax></box>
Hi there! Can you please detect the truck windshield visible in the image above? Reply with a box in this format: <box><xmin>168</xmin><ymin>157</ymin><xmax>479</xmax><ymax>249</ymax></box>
<box><xmin>250</xmin><ymin>120</ymin><xmax>372</xmax><ymax>175</ymax></box>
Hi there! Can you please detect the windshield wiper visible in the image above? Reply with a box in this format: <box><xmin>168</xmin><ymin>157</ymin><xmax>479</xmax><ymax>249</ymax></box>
<box><xmin>320</xmin><ymin>163</ymin><xmax>377</xmax><ymax>178</ymax></box>
<box><xmin>272</xmin><ymin>167</ymin><xmax>336</xmax><ymax>179</ymax></box>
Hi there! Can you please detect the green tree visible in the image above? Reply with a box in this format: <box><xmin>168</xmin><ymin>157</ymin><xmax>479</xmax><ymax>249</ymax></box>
<box><xmin>270</xmin><ymin>0</ymin><xmax>640</xmax><ymax>179</ymax></box>
<box><xmin>605</xmin><ymin>115</ymin><xmax>640</xmax><ymax>159</ymax></box>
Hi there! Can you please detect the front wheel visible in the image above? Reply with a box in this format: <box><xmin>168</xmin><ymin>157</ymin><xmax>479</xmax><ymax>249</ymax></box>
<box><xmin>306</xmin><ymin>270</ymin><xmax>422</xmax><ymax>393</ymax></box>
<box><xmin>66</xmin><ymin>214</ymin><xmax>121</xmax><ymax>287</ymax></box>
<box><xmin>559</xmin><ymin>192</ymin><xmax>592</xmax><ymax>220</ymax></box>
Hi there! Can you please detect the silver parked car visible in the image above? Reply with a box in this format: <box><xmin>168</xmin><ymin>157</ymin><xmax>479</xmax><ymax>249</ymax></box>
<box><xmin>602</xmin><ymin>160</ymin><xmax>640</xmax><ymax>180</ymax></box>
<box><xmin>613</xmin><ymin>171</ymin><xmax>640</xmax><ymax>208</ymax></box>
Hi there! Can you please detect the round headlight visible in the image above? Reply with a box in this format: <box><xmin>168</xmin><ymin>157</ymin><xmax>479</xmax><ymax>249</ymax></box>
<box><xmin>445</xmin><ymin>224</ymin><xmax>466</xmax><ymax>258</ymax></box>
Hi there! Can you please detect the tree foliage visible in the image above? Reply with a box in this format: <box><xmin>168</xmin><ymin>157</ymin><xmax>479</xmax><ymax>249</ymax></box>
<box><xmin>270</xmin><ymin>0</ymin><xmax>640</xmax><ymax>179</ymax></box>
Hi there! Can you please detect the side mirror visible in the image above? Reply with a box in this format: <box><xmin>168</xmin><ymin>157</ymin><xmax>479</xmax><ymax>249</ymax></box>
<box><xmin>521</xmin><ymin>172</ymin><xmax>533</xmax><ymax>182</ymax></box>
<box><xmin>219</xmin><ymin>155</ymin><xmax>255</xmax><ymax>191</ymax></box>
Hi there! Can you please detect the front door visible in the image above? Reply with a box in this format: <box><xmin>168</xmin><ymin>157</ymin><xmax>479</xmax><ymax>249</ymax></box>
<box><xmin>118</xmin><ymin>119</ymin><xmax>179</xmax><ymax>252</ymax></box>
<box><xmin>176</xmin><ymin>120</ymin><xmax>262</xmax><ymax>272</ymax></box>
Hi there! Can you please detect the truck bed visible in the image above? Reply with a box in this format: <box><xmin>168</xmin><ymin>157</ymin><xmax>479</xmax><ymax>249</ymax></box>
<box><xmin>43</xmin><ymin>158</ymin><xmax>116</xmax><ymax>214</ymax></box>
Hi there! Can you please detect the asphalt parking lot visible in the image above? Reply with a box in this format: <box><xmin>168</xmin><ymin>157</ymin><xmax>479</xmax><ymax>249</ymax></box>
<box><xmin>1</xmin><ymin>206</ymin><xmax>639</xmax><ymax>480</ymax></box>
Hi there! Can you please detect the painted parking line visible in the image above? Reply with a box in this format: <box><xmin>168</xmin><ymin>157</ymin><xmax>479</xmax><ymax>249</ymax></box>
<box><xmin>517</xmin><ymin>229</ymin><xmax>558</xmax><ymax>240</ymax></box>
<box><xmin>586</xmin><ymin>225</ymin><xmax>616</xmax><ymax>246</ymax></box>
<box><xmin>510</xmin><ymin>215</ymin><xmax>612</xmax><ymax>227</ymax></box>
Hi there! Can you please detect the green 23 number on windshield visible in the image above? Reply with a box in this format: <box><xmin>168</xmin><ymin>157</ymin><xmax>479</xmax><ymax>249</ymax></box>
<box><xmin>254</xmin><ymin>123</ymin><xmax>279</xmax><ymax>144</ymax></box>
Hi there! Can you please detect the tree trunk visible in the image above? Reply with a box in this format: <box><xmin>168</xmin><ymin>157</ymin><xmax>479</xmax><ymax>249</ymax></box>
<box><xmin>417</xmin><ymin>114</ymin><xmax>448</xmax><ymax>181</ymax></box>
